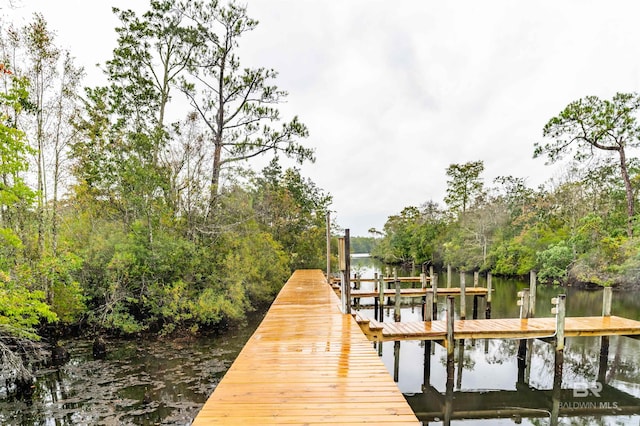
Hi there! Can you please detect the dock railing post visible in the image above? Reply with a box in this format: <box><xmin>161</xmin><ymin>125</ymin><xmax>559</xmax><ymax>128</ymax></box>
<box><xmin>551</xmin><ymin>294</ymin><xmax>566</xmax><ymax>390</ymax></box>
<box><xmin>599</xmin><ymin>287</ymin><xmax>613</xmax><ymax>382</ymax></box>
<box><xmin>459</xmin><ymin>271</ymin><xmax>466</xmax><ymax>319</ymax></box>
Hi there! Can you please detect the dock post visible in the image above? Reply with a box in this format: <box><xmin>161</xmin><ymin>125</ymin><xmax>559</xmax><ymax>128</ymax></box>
<box><xmin>517</xmin><ymin>289</ymin><xmax>530</xmax><ymax>383</ymax></box>
<box><xmin>432</xmin><ymin>274</ymin><xmax>438</xmax><ymax>319</ymax></box>
<box><xmin>529</xmin><ymin>270</ymin><xmax>537</xmax><ymax>317</ymax></box>
<box><xmin>447</xmin><ymin>264</ymin><xmax>452</xmax><ymax>288</ymax></box>
<box><xmin>598</xmin><ymin>287</ymin><xmax>613</xmax><ymax>382</ymax></box>
<box><xmin>420</xmin><ymin>273</ymin><xmax>427</xmax><ymax>321</ymax></box>
<box><xmin>393</xmin><ymin>340</ymin><xmax>400</xmax><ymax>382</ymax></box>
<box><xmin>472</xmin><ymin>295</ymin><xmax>478</xmax><ymax>319</ymax></box>
<box><xmin>423</xmin><ymin>339</ymin><xmax>431</xmax><ymax>391</ymax></box>
<box><xmin>486</xmin><ymin>272</ymin><xmax>492</xmax><ymax>319</ymax></box>
<box><xmin>326</xmin><ymin>212</ymin><xmax>331</xmax><ymax>283</ymax></box>
<box><xmin>446</xmin><ymin>296</ymin><xmax>455</xmax><ymax>366</ymax></box>
<box><xmin>424</xmin><ymin>293</ymin><xmax>434</xmax><ymax>322</ymax></box>
<box><xmin>551</xmin><ymin>294</ymin><xmax>566</xmax><ymax>391</ymax></box>
<box><xmin>374</xmin><ymin>272</ymin><xmax>379</xmax><ymax>321</ymax></box>
<box><xmin>459</xmin><ymin>271</ymin><xmax>466</xmax><ymax>319</ymax></box>
<box><xmin>344</xmin><ymin>230</ymin><xmax>351</xmax><ymax>314</ymax></box>
<box><xmin>378</xmin><ymin>274</ymin><xmax>384</xmax><ymax>322</ymax></box>
<box><xmin>473</xmin><ymin>271</ymin><xmax>479</xmax><ymax>287</ymax></box>
<box><xmin>394</xmin><ymin>275</ymin><xmax>401</xmax><ymax>322</ymax></box>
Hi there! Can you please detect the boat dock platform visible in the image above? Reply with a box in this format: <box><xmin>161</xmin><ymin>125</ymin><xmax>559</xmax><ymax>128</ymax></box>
<box><xmin>192</xmin><ymin>269</ymin><xmax>419</xmax><ymax>425</ymax></box>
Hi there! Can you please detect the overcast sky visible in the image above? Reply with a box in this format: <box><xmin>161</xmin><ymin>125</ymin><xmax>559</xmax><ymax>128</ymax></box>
<box><xmin>6</xmin><ymin>1</ymin><xmax>640</xmax><ymax>236</ymax></box>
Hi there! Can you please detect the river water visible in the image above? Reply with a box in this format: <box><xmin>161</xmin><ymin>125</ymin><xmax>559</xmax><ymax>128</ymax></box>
<box><xmin>352</xmin><ymin>256</ymin><xmax>640</xmax><ymax>426</ymax></box>
<box><xmin>2</xmin><ymin>259</ymin><xmax>639</xmax><ymax>425</ymax></box>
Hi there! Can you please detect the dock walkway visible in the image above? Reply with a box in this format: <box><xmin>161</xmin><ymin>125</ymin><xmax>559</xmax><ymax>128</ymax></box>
<box><xmin>192</xmin><ymin>269</ymin><xmax>419</xmax><ymax>425</ymax></box>
<box><xmin>356</xmin><ymin>314</ymin><xmax>640</xmax><ymax>342</ymax></box>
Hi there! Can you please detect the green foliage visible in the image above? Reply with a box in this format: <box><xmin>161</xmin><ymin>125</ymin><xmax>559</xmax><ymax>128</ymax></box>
<box><xmin>0</xmin><ymin>272</ymin><xmax>57</xmax><ymax>340</ymax></box>
<box><xmin>536</xmin><ymin>242</ymin><xmax>573</xmax><ymax>284</ymax></box>
<box><xmin>444</xmin><ymin>161</ymin><xmax>485</xmax><ymax>215</ymax></box>
<box><xmin>350</xmin><ymin>236</ymin><xmax>376</xmax><ymax>254</ymax></box>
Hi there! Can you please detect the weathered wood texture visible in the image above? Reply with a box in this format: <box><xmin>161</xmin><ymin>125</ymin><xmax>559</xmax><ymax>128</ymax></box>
<box><xmin>193</xmin><ymin>269</ymin><xmax>419</xmax><ymax>425</ymax></box>
<box><xmin>357</xmin><ymin>315</ymin><xmax>640</xmax><ymax>342</ymax></box>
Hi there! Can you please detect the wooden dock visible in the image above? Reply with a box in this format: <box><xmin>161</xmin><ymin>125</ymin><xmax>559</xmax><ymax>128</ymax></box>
<box><xmin>346</xmin><ymin>287</ymin><xmax>488</xmax><ymax>298</ymax></box>
<box><xmin>192</xmin><ymin>270</ymin><xmax>419</xmax><ymax>425</ymax></box>
<box><xmin>355</xmin><ymin>314</ymin><xmax>640</xmax><ymax>342</ymax></box>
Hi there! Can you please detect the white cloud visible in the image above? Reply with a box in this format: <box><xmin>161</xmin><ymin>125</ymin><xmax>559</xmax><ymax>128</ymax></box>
<box><xmin>6</xmin><ymin>0</ymin><xmax>640</xmax><ymax>236</ymax></box>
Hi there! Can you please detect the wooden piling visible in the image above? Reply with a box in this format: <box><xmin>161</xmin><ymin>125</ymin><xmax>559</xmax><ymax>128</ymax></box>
<box><xmin>529</xmin><ymin>270</ymin><xmax>537</xmax><ymax>317</ymax></box>
<box><xmin>599</xmin><ymin>287</ymin><xmax>613</xmax><ymax>382</ymax></box>
<box><xmin>374</xmin><ymin>273</ymin><xmax>379</xmax><ymax>321</ymax></box>
<box><xmin>447</xmin><ymin>264</ymin><xmax>452</xmax><ymax>288</ymax></box>
<box><xmin>393</xmin><ymin>340</ymin><xmax>400</xmax><ymax>382</ymax></box>
<box><xmin>424</xmin><ymin>292</ymin><xmax>434</xmax><ymax>322</ymax></box>
<box><xmin>517</xmin><ymin>289</ymin><xmax>530</xmax><ymax>382</ymax></box>
<box><xmin>445</xmin><ymin>296</ymin><xmax>455</xmax><ymax>424</ymax></box>
<box><xmin>394</xmin><ymin>272</ymin><xmax>401</xmax><ymax>322</ymax></box>
<box><xmin>459</xmin><ymin>271</ymin><xmax>466</xmax><ymax>319</ymax></box>
<box><xmin>344</xmin><ymin>230</ymin><xmax>351</xmax><ymax>315</ymax></box>
<box><xmin>486</xmin><ymin>272</ymin><xmax>492</xmax><ymax>319</ymax></box>
<box><xmin>602</xmin><ymin>286</ymin><xmax>612</xmax><ymax>316</ymax></box>
<box><xmin>473</xmin><ymin>271</ymin><xmax>479</xmax><ymax>287</ymax></box>
<box><xmin>325</xmin><ymin>212</ymin><xmax>331</xmax><ymax>283</ymax></box>
<box><xmin>378</xmin><ymin>273</ymin><xmax>384</xmax><ymax>322</ymax></box>
<box><xmin>552</xmin><ymin>294</ymin><xmax>566</xmax><ymax>391</ymax></box>
<box><xmin>432</xmin><ymin>275</ymin><xmax>438</xmax><ymax>319</ymax></box>
<box><xmin>446</xmin><ymin>296</ymin><xmax>455</xmax><ymax>360</ymax></box>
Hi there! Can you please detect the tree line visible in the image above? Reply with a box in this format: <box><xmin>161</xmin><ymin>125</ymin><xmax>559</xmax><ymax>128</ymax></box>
<box><xmin>372</xmin><ymin>93</ymin><xmax>640</xmax><ymax>288</ymax></box>
<box><xmin>1</xmin><ymin>0</ymin><xmax>331</xmax><ymax>390</ymax></box>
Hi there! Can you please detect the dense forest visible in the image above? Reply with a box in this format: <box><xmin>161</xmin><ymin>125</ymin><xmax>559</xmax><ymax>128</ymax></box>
<box><xmin>371</xmin><ymin>100</ymin><xmax>640</xmax><ymax>288</ymax></box>
<box><xmin>0</xmin><ymin>0</ymin><xmax>335</xmax><ymax>390</ymax></box>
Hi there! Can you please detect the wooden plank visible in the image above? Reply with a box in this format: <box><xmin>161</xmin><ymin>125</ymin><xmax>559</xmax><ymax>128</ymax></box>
<box><xmin>192</xmin><ymin>270</ymin><xmax>419</xmax><ymax>425</ymax></box>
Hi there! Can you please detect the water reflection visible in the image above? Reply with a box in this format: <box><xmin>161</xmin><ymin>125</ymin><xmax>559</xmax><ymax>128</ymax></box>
<box><xmin>0</xmin><ymin>313</ymin><xmax>265</xmax><ymax>425</ymax></box>
<box><xmin>351</xmin><ymin>256</ymin><xmax>640</xmax><ymax>425</ymax></box>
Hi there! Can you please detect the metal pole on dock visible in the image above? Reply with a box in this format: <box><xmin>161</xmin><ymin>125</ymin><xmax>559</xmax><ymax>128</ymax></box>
<box><xmin>459</xmin><ymin>271</ymin><xmax>466</xmax><ymax>319</ymax></box>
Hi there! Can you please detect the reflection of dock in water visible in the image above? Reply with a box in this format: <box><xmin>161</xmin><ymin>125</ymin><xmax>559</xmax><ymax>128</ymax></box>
<box><xmin>406</xmin><ymin>384</ymin><xmax>640</xmax><ymax>422</ymax></box>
